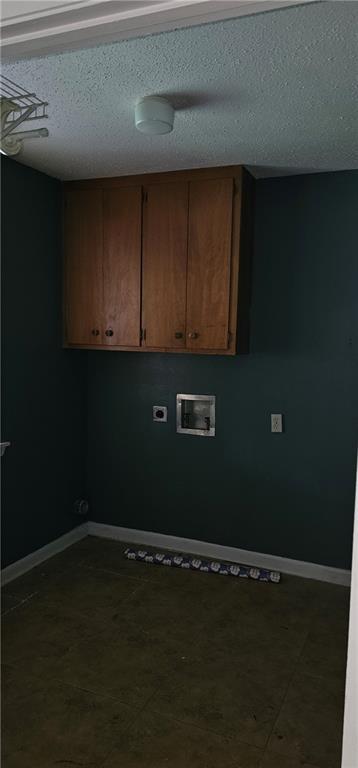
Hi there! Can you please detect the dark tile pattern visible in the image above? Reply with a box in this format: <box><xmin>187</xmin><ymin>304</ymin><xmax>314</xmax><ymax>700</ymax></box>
<box><xmin>1</xmin><ymin>536</ymin><xmax>349</xmax><ymax>767</ymax></box>
<box><xmin>261</xmin><ymin>752</ymin><xmax>320</xmax><ymax>767</ymax></box>
<box><xmin>3</xmin><ymin>666</ymin><xmax>136</xmax><ymax>767</ymax></box>
<box><xmin>1</xmin><ymin>593</ymin><xmax>24</xmax><ymax>615</ymax></box>
<box><xmin>102</xmin><ymin>710</ymin><xmax>263</xmax><ymax>767</ymax></box>
<box><xmin>52</xmin><ymin>622</ymin><xmax>182</xmax><ymax>708</ymax></box>
<box><xmin>268</xmin><ymin>673</ymin><xmax>345</xmax><ymax>768</ymax></box>
<box><xmin>2</xmin><ymin>598</ymin><xmax>99</xmax><ymax>677</ymax></box>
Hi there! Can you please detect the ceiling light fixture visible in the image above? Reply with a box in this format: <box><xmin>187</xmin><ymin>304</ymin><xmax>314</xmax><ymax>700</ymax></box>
<box><xmin>135</xmin><ymin>96</ymin><xmax>174</xmax><ymax>135</ymax></box>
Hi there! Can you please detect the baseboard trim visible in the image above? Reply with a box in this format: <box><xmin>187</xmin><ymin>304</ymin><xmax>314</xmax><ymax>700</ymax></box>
<box><xmin>87</xmin><ymin>522</ymin><xmax>351</xmax><ymax>587</ymax></box>
<box><xmin>2</xmin><ymin>520</ymin><xmax>350</xmax><ymax>588</ymax></box>
<box><xmin>1</xmin><ymin>524</ymin><xmax>88</xmax><ymax>586</ymax></box>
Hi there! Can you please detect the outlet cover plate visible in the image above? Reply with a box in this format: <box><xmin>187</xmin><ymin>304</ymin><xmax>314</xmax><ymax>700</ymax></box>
<box><xmin>153</xmin><ymin>406</ymin><xmax>168</xmax><ymax>422</ymax></box>
<box><xmin>271</xmin><ymin>413</ymin><xmax>283</xmax><ymax>433</ymax></box>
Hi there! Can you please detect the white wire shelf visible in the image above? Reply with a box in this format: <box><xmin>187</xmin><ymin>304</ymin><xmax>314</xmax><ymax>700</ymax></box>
<box><xmin>0</xmin><ymin>75</ymin><xmax>49</xmax><ymax>155</ymax></box>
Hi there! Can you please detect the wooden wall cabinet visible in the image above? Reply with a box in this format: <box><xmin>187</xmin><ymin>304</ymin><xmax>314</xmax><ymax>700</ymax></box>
<box><xmin>186</xmin><ymin>178</ymin><xmax>233</xmax><ymax>351</ymax></box>
<box><xmin>142</xmin><ymin>181</ymin><xmax>188</xmax><ymax>349</ymax></box>
<box><xmin>64</xmin><ymin>189</ymin><xmax>103</xmax><ymax>346</ymax></box>
<box><xmin>64</xmin><ymin>186</ymin><xmax>141</xmax><ymax>347</ymax></box>
<box><xmin>64</xmin><ymin>165</ymin><xmax>254</xmax><ymax>355</ymax></box>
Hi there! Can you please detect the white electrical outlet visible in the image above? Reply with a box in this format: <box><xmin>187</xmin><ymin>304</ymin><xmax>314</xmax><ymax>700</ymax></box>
<box><xmin>271</xmin><ymin>414</ymin><xmax>283</xmax><ymax>433</ymax></box>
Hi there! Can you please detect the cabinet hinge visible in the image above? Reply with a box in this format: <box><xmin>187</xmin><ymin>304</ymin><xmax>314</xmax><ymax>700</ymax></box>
<box><xmin>142</xmin><ymin>189</ymin><xmax>148</xmax><ymax>204</ymax></box>
<box><xmin>140</xmin><ymin>328</ymin><xmax>146</xmax><ymax>342</ymax></box>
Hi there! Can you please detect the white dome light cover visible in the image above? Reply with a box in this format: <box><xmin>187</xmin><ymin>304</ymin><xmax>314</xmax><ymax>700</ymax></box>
<box><xmin>135</xmin><ymin>96</ymin><xmax>174</xmax><ymax>135</ymax></box>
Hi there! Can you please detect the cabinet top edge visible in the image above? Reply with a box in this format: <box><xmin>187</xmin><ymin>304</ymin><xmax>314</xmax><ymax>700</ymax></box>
<box><xmin>63</xmin><ymin>165</ymin><xmax>251</xmax><ymax>190</ymax></box>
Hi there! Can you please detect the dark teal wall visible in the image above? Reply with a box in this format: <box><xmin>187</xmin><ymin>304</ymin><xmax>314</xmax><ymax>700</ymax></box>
<box><xmin>87</xmin><ymin>170</ymin><xmax>358</xmax><ymax>569</ymax></box>
<box><xmin>1</xmin><ymin>158</ymin><xmax>86</xmax><ymax>567</ymax></box>
<box><xmin>2</xmin><ymin>164</ymin><xmax>357</xmax><ymax>569</ymax></box>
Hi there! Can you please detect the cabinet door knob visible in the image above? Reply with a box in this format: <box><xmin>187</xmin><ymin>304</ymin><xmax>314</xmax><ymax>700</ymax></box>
<box><xmin>91</xmin><ymin>329</ymin><xmax>100</xmax><ymax>336</ymax></box>
<box><xmin>188</xmin><ymin>331</ymin><xmax>199</xmax><ymax>340</ymax></box>
<box><xmin>174</xmin><ymin>331</ymin><xmax>183</xmax><ymax>339</ymax></box>
<box><xmin>105</xmin><ymin>328</ymin><xmax>114</xmax><ymax>337</ymax></box>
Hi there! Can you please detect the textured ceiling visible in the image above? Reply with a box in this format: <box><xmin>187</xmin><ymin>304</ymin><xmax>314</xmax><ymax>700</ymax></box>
<box><xmin>2</xmin><ymin>1</ymin><xmax>358</xmax><ymax>180</ymax></box>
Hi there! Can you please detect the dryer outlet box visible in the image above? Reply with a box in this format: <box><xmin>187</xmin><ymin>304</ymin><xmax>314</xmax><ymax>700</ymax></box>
<box><xmin>153</xmin><ymin>406</ymin><xmax>168</xmax><ymax>422</ymax></box>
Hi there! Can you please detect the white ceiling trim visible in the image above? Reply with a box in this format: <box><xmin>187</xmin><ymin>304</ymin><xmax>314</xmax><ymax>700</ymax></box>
<box><xmin>0</xmin><ymin>0</ymin><xmax>317</xmax><ymax>61</ymax></box>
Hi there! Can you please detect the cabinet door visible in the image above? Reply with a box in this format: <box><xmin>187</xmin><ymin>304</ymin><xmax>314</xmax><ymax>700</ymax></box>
<box><xmin>103</xmin><ymin>187</ymin><xmax>141</xmax><ymax>347</ymax></box>
<box><xmin>142</xmin><ymin>182</ymin><xmax>188</xmax><ymax>348</ymax></box>
<box><xmin>186</xmin><ymin>178</ymin><xmax>233</xmax><ymax>350</ymax></box>
<box><xmin>64</xmin><ymin>189</ymin><xmax>103</xmax><ymax>345</ymax></box>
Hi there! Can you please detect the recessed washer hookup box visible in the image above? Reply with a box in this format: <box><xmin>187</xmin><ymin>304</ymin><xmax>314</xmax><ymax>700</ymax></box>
<box><xmin>176</xmin><ymin>394</ymin><xmax>215</xmax><ymax>437</ymax></box>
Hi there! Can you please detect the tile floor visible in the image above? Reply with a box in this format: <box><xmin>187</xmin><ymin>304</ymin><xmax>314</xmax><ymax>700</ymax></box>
<box><xmin>1</xmin><ymin>536</ymin><xmax>349</xmax><ymax>768</ymax></box>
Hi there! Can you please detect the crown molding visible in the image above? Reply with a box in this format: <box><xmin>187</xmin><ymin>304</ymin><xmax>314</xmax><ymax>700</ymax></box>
<box><xmin>0</xmin><ymin>0</ymin><xmax>317</xmax><ymax>61</ymax></box>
